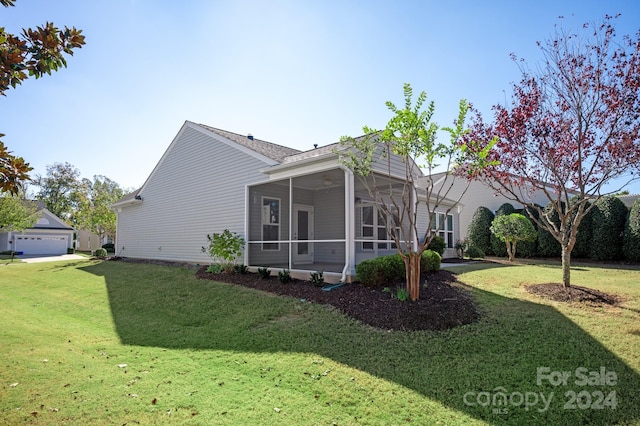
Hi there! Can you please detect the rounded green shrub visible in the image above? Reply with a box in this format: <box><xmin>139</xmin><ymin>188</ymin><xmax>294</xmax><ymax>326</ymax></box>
<box><xmin>426</xmin><ymin>235</ymin><xmax>446</xmax><ymax>256</ymax></box>
<box><xmin>490</xmin><ymin>203</ymin><xmax>516</xmax><ymax>257</ymax></box>
<box><xmin>515</xmin><ymin>207</ymin><xmax>539</xmax><ymax>258</ymax></box>
<box><xmin>624</xmin><ymin>199</ymin><xmax>640</xmax><ymax>262</ymax></box>
<box><xmin>420</xmin><ymin>249</ymin><xmax>441</xmax><ymax>272</ymax></box>
<box><xmin>468</xmin><ymin>206</ymin><xmax>494</xmax><ymax>256</ymax></box>
<box><xmin>465</xmin><ymin>245</ymin><xmax>485</xmax><ymax>259</ymax></box>
<box><xmin>94</xmin><ymin>248</ymin><xmax>108</xmax><ymax>258</ymax></box>
<box><xmin>590</xmin><ymin>196</ymin><xmax>628</xmax><ymax>261</ymax></box>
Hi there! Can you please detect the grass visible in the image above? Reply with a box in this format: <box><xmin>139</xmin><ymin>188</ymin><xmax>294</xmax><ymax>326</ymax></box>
<box><xmin>0</xmin><ymin>259</ymin><xmax>639</xmax><ymax>425</ymax></box>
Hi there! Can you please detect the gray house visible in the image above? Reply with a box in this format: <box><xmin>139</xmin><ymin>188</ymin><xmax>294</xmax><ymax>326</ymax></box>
<box><xmin>112</xmin><ymin>121</ymin><xmax>461</xmax><ymax>283</ymax></box>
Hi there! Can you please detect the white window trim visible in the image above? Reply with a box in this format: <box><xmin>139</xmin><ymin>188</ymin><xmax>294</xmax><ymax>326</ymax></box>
<box><xmin>261</xmin><ymin>196</ymin><xmax>281</xmax><ymax>251</ymax></box>
<box><xmin>358</xmin><ymin>203</ymin><xmax>400</xmax><ymax>251</ymax></box>
<box><xmin>431</xmin><ymin>212</ymin><xmax>454</xmax><ymax>248</ymax></box>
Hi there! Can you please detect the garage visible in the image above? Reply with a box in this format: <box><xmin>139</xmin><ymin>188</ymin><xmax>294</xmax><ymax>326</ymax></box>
<box><xmin>14</xmin><ymin>235</ymin><xmax>69</xmax><ymax>255</ymax></box>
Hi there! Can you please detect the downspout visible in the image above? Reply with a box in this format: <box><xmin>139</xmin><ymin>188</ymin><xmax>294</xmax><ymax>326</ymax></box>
<box><xmin>341</xmin><ymin>168</ymin><xmax>355</xmax><ymax>282</ymax></box>
<box><xmin>288</xmin><ymin>177</ymin><xmax>293</xmax><ymax>271</ymax></box>
<box><xmin>244</xmin><ymin>185</ymin><xmax>249</xmax><ymax>267</ymax></box>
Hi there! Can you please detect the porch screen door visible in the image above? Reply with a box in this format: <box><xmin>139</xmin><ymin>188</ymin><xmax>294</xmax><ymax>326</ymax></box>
<box><xmin>293</xmin><ymin>204</ymin><xmax>314</xmax><ymax>264</ymax></box>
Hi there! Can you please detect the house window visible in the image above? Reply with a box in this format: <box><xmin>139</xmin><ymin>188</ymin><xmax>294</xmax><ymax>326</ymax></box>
<box><xmin>261</xmin><ymin>197</ymin><xmax>280</xmax><ymax>250</ymax></box>
<box><xmin>360</xmin><ymin>204</ymin><xmax>400</xmax><ymax>251</ymax></box>
<box><xmin>431</xmin><ymin>212</ymin><xmax>454</xmax><ymax>248</ymax></box>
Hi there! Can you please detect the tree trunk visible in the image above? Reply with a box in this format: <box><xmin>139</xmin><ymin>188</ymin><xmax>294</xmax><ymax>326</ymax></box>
<box><xmin>505</xmin><ymin>241</ymin><xmax>513</xmax><ymax>261</ymax></box>
<box><xmin>406</xmin><ymin>251</ymin><xmax>422</xmax><ymax>301</ymax></box>
<box><xmin>561</xmin><ymin>244</ymin><xmax>571</xmax><ymax>288</ymax></box>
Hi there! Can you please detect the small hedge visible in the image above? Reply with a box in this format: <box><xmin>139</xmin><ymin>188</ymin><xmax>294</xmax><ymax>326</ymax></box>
<box><xmin>590</xmin><ymin>196</ymin><xmax>627</xmax><ymax>261</ymax></box>
<box><xmin>468</xmin><ymin>206</ymin><xmax>494</xmax><ymax>256</ymax></box>
<box><xmin>94</xmin><ymin>248</ymin><xmax>108</xmax><ymax>258</ymax></box>
<box><xmin>490</xmin><ymin>203</ymin><xmax>516</xmax><ymax>257</ymax></box>
<box><xmin>624</xmin><ymin>199</ymin><xmax>640</xmax><ymax>262</ymax></box>
<box><xmin>356</xmin><ymin>250</ymin><xmax>441</xmax><ymax>287</ymax></box>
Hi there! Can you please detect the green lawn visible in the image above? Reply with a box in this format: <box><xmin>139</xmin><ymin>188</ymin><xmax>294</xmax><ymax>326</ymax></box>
<box><xmin>1</xmin><ymin>259</ymin><xmax>639</xmax><ymax>425</ymax></box>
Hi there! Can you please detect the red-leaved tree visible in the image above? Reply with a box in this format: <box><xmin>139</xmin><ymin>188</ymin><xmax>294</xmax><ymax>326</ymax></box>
<box><xmin>464</xmin><ymin>15</ymin><xmax>640</xmax><ymax>287</ymax></box>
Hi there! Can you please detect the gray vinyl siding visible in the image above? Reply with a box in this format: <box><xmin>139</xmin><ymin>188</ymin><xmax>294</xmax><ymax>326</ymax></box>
<box><xmin>116</xmin><ymin>124</ymin><xmax>269</xmax><ymax>263</ymax></box>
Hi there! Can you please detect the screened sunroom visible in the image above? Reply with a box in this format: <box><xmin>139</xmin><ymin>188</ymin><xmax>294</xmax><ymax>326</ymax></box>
<box><xmin>245</xmin><ymin>166</ymin><xmax>419</xmax><ymax>283</ymax></box>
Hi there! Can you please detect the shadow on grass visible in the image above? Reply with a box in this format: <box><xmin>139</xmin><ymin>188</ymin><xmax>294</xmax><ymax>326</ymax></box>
<box><xmin>81</xmin><ymin>261</ymin><xmax>640</xmax><ymax>425</ymax></box>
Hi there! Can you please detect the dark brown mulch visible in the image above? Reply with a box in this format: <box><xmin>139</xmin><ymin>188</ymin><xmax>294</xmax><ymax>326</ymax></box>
<box><xmin>526</xmin><ymin>283</ymin><xmax>622</xmax><ymax>306</ymax></box>
<box><xmin>195</xmin><ymin>266</ymin><xmax>479</xmax><ymax>331</ymax></box>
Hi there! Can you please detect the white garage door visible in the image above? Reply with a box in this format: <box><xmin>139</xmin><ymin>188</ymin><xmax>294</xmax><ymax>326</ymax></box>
<box><xmin>15</xmin><ymin>235</ymin><xmax>68</xmax><ymax>255</ymax></box>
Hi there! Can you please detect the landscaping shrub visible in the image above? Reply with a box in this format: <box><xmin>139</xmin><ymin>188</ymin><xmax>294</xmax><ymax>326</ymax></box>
<box><xmin>515</xmin><ymin>207</ymin><xmax>539</xmax><ymax>258</ymax></box>
<box><xmin>310</xmin><ymin>271</ymin><xmax>324</xmax><ymax>287</ymax></box>
<box><xmin>490</xmin><ymin>203</ymin><xmax>516</xmax><ymax>257</ymax></box>
<box><xmin>102</xmin><ymin>243</ymin><xmax>115</xmax><ymax>253</ymax></box>
<box><xmin>490</xmin><ymin>213</ymin><xmax>536</xmax><ymax>261</ymax></box>
<box><xmin>257</xmin><ymin>267</ymin><xmax>271</xmax><ymax>279</ymax></box>
<box><xmin>426</xmin><ymin>235</ymin><xmax>445</xmax><ymax>256</ymax></box>
<box><xmin>420</xmin><ymin>249</ymin><xmax>441</xmax><ymax>272</ymax></box>
<box><xmin>467</xmin><ymin>206</ymin><xmax>494</xmax><ymax>256</ymax></box>
<box><xmin>67</xmin><ymin>247</ymin><xmax>75</xmax><ymax>254</ymax></box>
<box><xmin>201</xmin><ymin>229</ymin><xmax>245</xmax><ymax>271</ymax></box>
<box><xmin>356</xmin><ymin>254</ymin><xmax>404</xmax><ymax>287</ymax></box>
<box><xmin>465</xmin><ymin>245</ymin><xmax>485</xmax><ymax>259</ymax></box>
<box><xmin>234</xmin><ymin>264</ymin><xmax>248</xmax><ymax>274</ymax></box>
<box><xmin>570</xmin><ymin>197</ymin><xmax>593</xmax><ymax>258</ymax></box>
<box><xmin>537</xmin><ymin>203</ymin><xmax>562</xmax><ymax>258</ymax></box>
<box><xmin>590</xmin><ymin>196</ymin><xmax>628</xmax><ymax>261</ymax></box>
<box><xmin>624</xmin><ymin>199</ymin><xmax>640</xmax><ymax>262</ymax></box>
<box><xmin>278</xmin><ymin>269</ymin><xmax>292</xmax><ymax>284</ymax></box>
<box><xmin>94</xmin><ymin>248</ymin><xmax>108</xmax><ymax>258</ymax></box>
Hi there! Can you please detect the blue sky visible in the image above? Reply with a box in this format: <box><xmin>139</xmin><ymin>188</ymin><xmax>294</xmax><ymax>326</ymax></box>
<box><xmin>3</xmin><ymin>0</ymin><xmax>640</xmax><ymax>194</ymax></box>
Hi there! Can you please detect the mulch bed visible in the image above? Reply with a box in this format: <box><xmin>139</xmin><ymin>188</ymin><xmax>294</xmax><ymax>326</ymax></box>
<box><xmin>195</xmin><ymin>266</ymin><xmax>480</xmax><ymax>331</ymax></box>
<box><xmin>525</xmin><ymin>283</ymin><xmax>622</xmax><ymax>306</ymax></box>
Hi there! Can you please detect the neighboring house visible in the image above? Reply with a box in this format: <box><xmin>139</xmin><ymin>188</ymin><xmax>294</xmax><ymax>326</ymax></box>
<box><xmin>617</xmin><ymin>193</ymin><xmax>640</xmax><ymax>209</ymax></box>
<box><xmin>430</xmin><ymin>172</ymin><xmax>553</xmax><ymax>243</ymax></box>
<box><xmin>76</xmin><ymin>229</ymin><xmax>109</xmax><ymax>252</ymax></box>
<box><xmin>112</xmin><ymin>121</ymin><xmax>461</xmax><ymax>283</ymax></box>
<box><xmin>0</xmin><ymin>201</ymin><xmax>74</xmax><ymax>255</ymax></box>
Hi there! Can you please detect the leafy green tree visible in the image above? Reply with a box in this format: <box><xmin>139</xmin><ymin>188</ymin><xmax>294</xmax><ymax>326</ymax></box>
<box><xmin>490</xmin><ymin>213</ymin><xmax>537</xmax><ymax>261</ymax></box>
<box><xmin>0</xmin><ymin>193</ymin><xmax>38</xmax><ymax>233</ymax></box>
<box><xmin>467</xmin><ymin>206</ymin><xmax>494</xmax><ymax>256</ymax></box>
<box><xmin>0</xmin><ymin>0</ymin><xmax>85</xmax><ymax>194</ymax></box>
<box><xmin>34</xmin><ymin>162</ymin><xmax>81</xmax><ymax>222</ymax></box>
<box><xmin>75</xmin><ymin>176</ymin><xmax>125</xmax><ymax>243</ymax></box>
<box><xmin>338</xmin><ymin>84</ymin><xmax>494</xmax><ymax>301</ymax></box>
<box><xmin>624</xmin><ymin>199</ymin><xmax>640</xmax><ymax>262</ymax></box>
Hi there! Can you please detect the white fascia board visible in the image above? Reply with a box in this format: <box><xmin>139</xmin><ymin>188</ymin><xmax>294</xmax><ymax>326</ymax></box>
<box><xmin>261</xmin><ymin>157</ymin><xmax>342</xmax><ymax>181</ymax></box>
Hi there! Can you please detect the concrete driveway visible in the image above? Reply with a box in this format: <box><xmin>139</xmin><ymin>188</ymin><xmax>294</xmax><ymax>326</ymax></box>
<box><xmin>18</xmin><ymin>254</ymin><xmax>86</xmax><ymax>263</ymax></box>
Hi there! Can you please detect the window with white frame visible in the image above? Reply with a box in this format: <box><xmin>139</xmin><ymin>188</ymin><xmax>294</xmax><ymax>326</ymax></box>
<box><xmin>431</xmin><ymin>212</ymin><xmax>454</xmax><ymax>248</ymax></box>
<box><xmin>360</xmin><ymin>204</ymin><xmax>400</xmax><ymax>251</ymax></box>
<box><xmin>262</xmin><ymin>197</ymin><xmax>280</xmax><ymax>250</ymax></box>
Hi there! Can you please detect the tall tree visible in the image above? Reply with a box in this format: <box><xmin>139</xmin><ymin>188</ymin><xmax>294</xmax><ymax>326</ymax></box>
<box><xmin>75</xmin><ymin>175</ymin><xmax>125</xmax><ymax>243</ymax></box>
<box><xmin>339</xmin><ymin>84</ymin><xmax>493</xmax><ymax>301</ymax></box>
<box><xmin>34</xmin><ymin>162</ymin><xmax>81</xmax><ymax>222</ymax></box>
<box><xmin>465</xmin><ymin>15</ymin><xmax>640</xmax><ymax>287</ymax></box>
<box><xmin>0</xmin><ymin>0</ymin><xmax>85</xmax><ymax>193</ymax></box>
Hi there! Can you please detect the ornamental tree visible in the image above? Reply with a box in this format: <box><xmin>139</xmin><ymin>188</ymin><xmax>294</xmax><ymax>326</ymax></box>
<box><xmin>0</xmin><ymin>0</ymin><xmax>85</xmax><ymax>194</ymax></box>
<box><xmin>339</xmin><ymin>84</ymin><xmax>493</xmax><ymax>301</ymax></box>
<box><xmin>490</xmin><ymin>213</ymin><xmax>536</xmax><ymax>261</ymax></box>
<box><xmin>464</xmin><ymin>15</ymin><xmax>640</xmax><ymax>287</ymax></box>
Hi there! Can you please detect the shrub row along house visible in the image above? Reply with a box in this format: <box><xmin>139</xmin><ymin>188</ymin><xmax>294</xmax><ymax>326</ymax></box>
<box><xmin>111</xmin><ymin>122</ymin><xmax>463</xmax><ymax>283</ymax></box>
